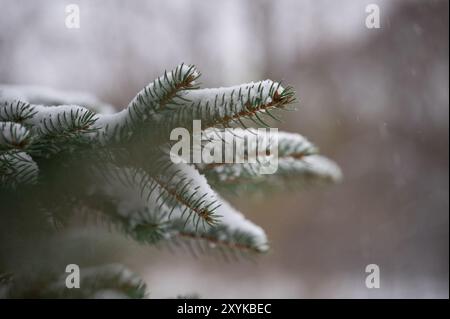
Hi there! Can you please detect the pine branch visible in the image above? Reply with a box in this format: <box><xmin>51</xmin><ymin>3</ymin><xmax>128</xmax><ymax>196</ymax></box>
<box><xmin>150</xmin><ymin>160</ymin><xmax>221</xmax><ymax>228</ymax></box>
<box><xmin>176</xmin><ymin>227</ymin><xmax>265</xmax><ymax>255</ymax></box>
<box><xmin>82</xmin><ymin>159</ymin><xmax>268</xmax><ymax>254</ymax></box>
<box><xmin>27</xmin><ymin>106</ymin><xmax>99</xmax><ymax>156</ymax></box>
<box><xmin>196</xmin><ymin>129</ymin><xmax>341</xmax><ymax>193</ymax></box>
<box><xmin>199</xmin><ymin>128</ymin><xmax>318</xmax><ymax>168</ymax></box>
<box><xmin>0</xmin><ymin>84</ymin><xmax>115</xmax><ymax>114</ymax></box>
<box><xmin>164</xmin><ymin>195</ymin><xmax>268</xmax><ymax>253</ymax></box>
<box><xmin>0</xmin><ymin>64</ymin><xmax>343</xmax><ymax>296</ymax></box>
<box><xmin>96</xmin><ymin>63</ymin><xmax>200</xmax><ymax>143</ymax></box>
<box><xmin>1</xmin><ymin>101</ymin><xmax>100</xmax><ymax>158</ymax></box>
<box><xmin>0</xmin><ymin>151</ymin><xmax>38</xmax><ymax>187</ymax></box>
<box><xmin>90</xmin><ymin>159</ymin><xmax>221</xmax><ymax>231</ymax></box>
<box><xmin>0</xmin><ymin>122</ymin><xmax>32</xmax><ymax>153</ymax></box>
<box><xmin>2</xmin><ymin>264</ymin><xmax>146</xmax><ymax>299</ymax></box>
<box><xmin>158</xmin><ymin>81</ymin><xmax>295</xmax><ymax>134</ymax></box>
<box><xmin>0</xmin><ymin>100</ymin><xmax>37</xmax><ymax>123</ymax></box>
<box><xmin>203</xmin><ymin>155</ymin><xmax>342</xmax><ymax>194</ymax></box>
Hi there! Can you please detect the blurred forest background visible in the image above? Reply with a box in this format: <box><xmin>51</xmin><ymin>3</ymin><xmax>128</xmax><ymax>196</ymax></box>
<box><xmin>0</xmin><ymin>0</ymin><xmax>448</xmax><ymax>298</ymax></box>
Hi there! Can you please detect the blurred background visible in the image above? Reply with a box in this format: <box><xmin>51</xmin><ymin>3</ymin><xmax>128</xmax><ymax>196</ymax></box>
<box><xmin>0</xmin><ymin>0</ymin><xmax>448</xmax><ymax>298</ymax></box>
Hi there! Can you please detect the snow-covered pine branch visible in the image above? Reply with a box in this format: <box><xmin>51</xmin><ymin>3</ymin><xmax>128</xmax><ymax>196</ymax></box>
<box><xmin>0</xmin><ymin>151</ymin><xmax>38</xmax><ymax>187</ymax></box>
<box><xmin>0</xmin><ymin>122</ymin><xmax>32</xmax><ymax>152</ymax></box>
<box><xmin>1</xmin><ymin>63</ymin><xmax>342</xmax><ymax>297</ymax></box>
<box><xmin>1</xmin><ymin>264</ymin><xmax>146</xmax><ymax>298</ymax></box>
<box><xmin>87</xmin><ymin>156</ymin><xmax>268</xmax><ymax>253</ymax></box>
<box><xmin>0</xmin><ymin>85</ymin><xmax>115</xmax><ymax>114</ymax></box>
<box><xmin>198</xmin><ymin>129</ymin><xmax>342</xmax><ymax>193</ymax></box>
<box><xmin>157</xmin><ymin>81</ymin><xmax>295</xmax><ymax>135</ymax></box>
<box><xmin>95</xmin><ymin>63</ymin><xmax>200</xmax><ymax>143</ymax></box>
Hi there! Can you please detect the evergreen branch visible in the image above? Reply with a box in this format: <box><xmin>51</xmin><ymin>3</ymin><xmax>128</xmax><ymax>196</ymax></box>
<box><xmin>166</xmin><ymin>195</ymin><xmax>268</xmax><ymax>253</ymax></box>
<box><xmin>0</xmin><ymin>84</ymin><xmax>116</xmax><ymax>114</ymax></box>
<box><xmin>206</xmin><ymin>86</ymin><xmax>295</xmax><ymax>129</ymax></box>
<box><xmin>84</xmin><ymin>160</ymin><xmax>267</xmax><ymax>253</ymax></box>
<box><xmin>97</xmin><ymin>63</ymin><xmax>200</xmax><ymax>143</ymax></box>
<box><xmin>79</xmin><ymin>190</ymin><xmax>171</xmax><ymax>246</ymax></box>
<box><xmin>198</xmin><ymin>128</ymin><xmax>318</xmax><ymax>171</ymax></box>
<box><xmin>79</xmin><ymin>194</ymin><xmax>263</xmax><ymax>259</ymax></box>
<box><xmin>90</xmin><ymin>160</ymin><xmax>221</xmax><ymax>232</ymax></box>
<box><xmin>37</xmin><ymin>107</ymin><xmax>98</xmax><ymax>136</ymax></box>
<box><xmin>0</xmin><ymin>100</ymin><xmax>37</xmax><ymax>123</ymax></box>
<box><xmin>3</xmin><ymin>264</ymin><xmax>146</xmax><ymax>299</ymax></box>
<box><xmin>0</xmin><ymin>122</ymin><xmax>32</xmax><ymax>153</ymax></box>
<box><xmin>0</xmin><ymin>151</ymin><xmax>38</xmax><ymax>187</ymax></box>
<box><xmin>196</xmin><ymin>129</ymin><xmax>340</xmax><ymax>193</ymax></box>
<box><xmin>0</xmin><ymin>65</ymin><xmax>344</xmax><ymax>295</ymax></box>
<box><xmin>149</xmin><ymin>161</ymin><xmax>221</xmax><ymax>228</ymax></box>
<box><xmin>27</xmin><ymin>106</ymin><xmax>99</xmax><ymax>156</ymax></box>
<box><xmin>159</xmin><ymin>81</ymin><xmax>295</xmax><ymax>134</ymax></box>
<box><xmin>152</xmin><ymin>176</ymin><xmax>219</xmax><ymax>227</ymax></box>
<box><xmin>176</xmin><ymin>228</ymin><xmax>264</xmax><ymax>255</ymax></box>
<box><xmin>204</xmin><ymin>155</ymin><xmax>342</xmax><ymax>194</ymax></box>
